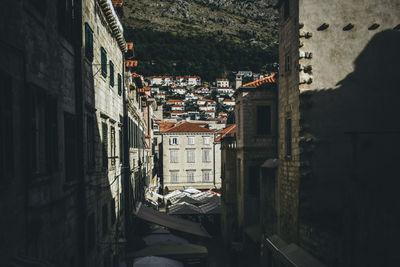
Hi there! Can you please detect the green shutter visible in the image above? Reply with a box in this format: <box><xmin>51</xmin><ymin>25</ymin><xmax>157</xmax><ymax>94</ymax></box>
<box><xmin>102</xmin><ymin>122</ymin><xmax>108</xmax><ymax>169</ymax></box>
<box><xmin>101</xmin><ymin>47</ymin><xmax>107</xmax><ymax>77</ymax></box>
<box><xmin>118</xmin><ymin>74</ymin><xmax>122</xmax><ymax>96</ymax></box>
<box><xmin>109</xmin><ymin>61</ymin><xmax>114</xmax><ymax>87</ymax></box>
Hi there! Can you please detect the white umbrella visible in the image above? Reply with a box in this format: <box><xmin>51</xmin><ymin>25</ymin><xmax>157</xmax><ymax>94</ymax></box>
<box><xmin>133</xmin><ymin>256</ymin><xmax>183</xmax><ymax>267</ymax></box>
<box><xmin>182</xmin><ymin>187</ymin><xmax>201</xmax><ymax>194</ymax></box>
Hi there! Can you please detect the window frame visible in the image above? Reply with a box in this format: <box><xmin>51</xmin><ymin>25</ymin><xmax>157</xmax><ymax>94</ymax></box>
<box><xmin>170</xmin><ymin>150</ymin><xmax>178</xmax><ymax>163</ymax></box>
<box><xmin>188</xmin><ymin>136</ymin><xmax>195</xmax><ymax>145</ymax></box>
<box><xmin>203</xmin><ymin>136</ymin><xmax>210</xmax><ymax>145</ymax></box>
<box><xmin>256</xmin><ymin>105</ymin><xmax>272</xmax><ymax>135</ymax></box>
<box><xmin>170</xmin><ymin>171</ymin><xmax>179</xmax><ymax>183</ymax></box>
<box><xmin>202</xmin><ymin>149</ymin><xmax>211</xmax><ymax>163</ymax></box>
<box><xmin>187</xmin><ymin>170</ymin><xmax>195</xmax><ymax>183</ymax></box>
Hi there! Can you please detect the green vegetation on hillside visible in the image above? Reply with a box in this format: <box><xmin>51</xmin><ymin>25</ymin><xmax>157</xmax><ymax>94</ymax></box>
<box><xmin>124</xmin><ymin>28</ymin><xmax>278</xmax><ymax>81</ymax></box>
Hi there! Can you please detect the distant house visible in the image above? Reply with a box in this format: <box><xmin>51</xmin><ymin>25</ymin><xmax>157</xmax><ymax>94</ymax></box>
<box><xmin>170</xmin><ymin>87</ymin><xmax>186</xmax><ymax>95</ymax></box>
<box><xmin>167</xmin><ymin>99</ymin><xmax>185</xmax><ymax>106</ymax></box>
<box><xmin>186</xmin><ymin>76</ymin><xmax>201</xmax><ymax>86</ymax></box>
<box><xmin>170</xmin><ymin>110</ymin><xmax>187</xmax><ymax>118</ymax></box>
<box><xmin>175</xmin><ymin>76</ymin><xmax>187</xmax><ymax>86</ymax></box>
<box><xmin>217</xmin><ymin>87</ymin><xmax>235</xmax><ymax>96</ymax></box>
<box><xmin>222</xmin><ymin>99</ymin><xmax>235</xmax><ymax>107</ymax></box>
<box><xmin>195</xmin><ymin>87</ymin><xmax>210</xmax><ymax>95</ymax></box>
<box><xmin>216</xmin><ymin>78</ymin><xmax>229</xmax><ymax>88</ymax></box>
<box><xmin>204</xmin><ymin>110</ymin><xmax>216</xmax><ymax>118</ymax></box>
<box><xmin>171</xmin><ymin>104</ymin><xmax>185</xmax><ymax>111</ymax></box>
<box><xmin>161</xmin><ymin>122</ymin><xmax>220</xmax><ymax>191</ymax></box>
<box><xmin>237</xmin><ymin>71</ymin><xmax>253</xmax><ymax>77</ymax></box>
<box><xmin>218</xmin><ymin>112</ymin><xmax>228</xmax><ymax>118</ymax></box>
<box><xmin>149</xmin><ymin>76</ymin><xmax>174</xmax><ymax>86</ymax></box>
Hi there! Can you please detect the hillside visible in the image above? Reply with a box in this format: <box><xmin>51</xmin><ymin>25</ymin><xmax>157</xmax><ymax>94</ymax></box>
<box><xmin>120</xmin><ymin>0</ymin><xmax>279</xmax><ymax>81</ymax></box>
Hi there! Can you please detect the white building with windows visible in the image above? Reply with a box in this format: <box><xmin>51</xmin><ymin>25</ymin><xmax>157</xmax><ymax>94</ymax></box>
<box><xmin>161</xmin><ymin>122</ymin><xmax>221</xmax><ymax>191</ymax></box>
<box><xmin>216</xmin><ymin>78</ymin><xmax>230</xmax><ymax>88</ymax></box>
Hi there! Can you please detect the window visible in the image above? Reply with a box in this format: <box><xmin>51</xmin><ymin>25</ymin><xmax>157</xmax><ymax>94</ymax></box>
<box><xmin>101</xmin><ymin>47</ymin><xmax>107</xmax><ymax>77</ymax></box>
<box><xmin>202</xmin><ymin>149</ymin><xmax>211</xmax><ymax>162</ymax></box>
<box><xmin>119</xmin><ymin>130</ymin><xmax>123</xmax><ymax>164</ymax></box>
<box><xmin>102</xmin><ymin>122</ymin><xmax>108</xmax><ymax>169</ymax></box>
<box><xmin>286</xmin><ymin>118</ymin><xmax>292</xmax><ymax>156</ymax></box>
<box><xmin>248</xmin><ymin>166</ymin><xmax>260</xmax><ymax>196</ymax></box>
<box><xmin>203</xmin><ymin>136</ymin><xmax>210</xmax><ymax>145</ymax></box>
<box><xmin>256</xmin><ymin>106</ymin><xmax>272</xmax><ymax>135</ymax></box>
<box><xmin>170</xmin><ymin>171</ymin><xmax>178</xmax><ymax>183</ymax></box>
<box><xmin>57</xmin><ymin>0</ymin><xmax>73</xmax><ymax>40</ymax></box>
<box><xmin>187</xmin><ymin>171</ymin><xmax>195</xmax><ymax>183</ymax></box>
<box><xmin>65</xmin><ymin>112</ymin><xmax>77</xmax><ymax>180</ymax></box>
<box><xmin>170</xmin><ymin>150</ymin><xmax>178</xmax><ymax>163</ymax></box>
<box><xmin>87</xmin><ymin>115</ymin><xmax>95</xmax><ymax>169</ymax></box>
<box><xmin>109</xmin><ymin>61</ymin><xmax>114</xmax><ymax>87</ymax></box>
<box><xmin>0</xmin><ymin>72</ymin><xmax>13</xmax><ymax>180</ymax></box>
<box><xmin>110</xmin><ymin>126</ymin><xmax>116</xmax><ymax>166</ymax></box>
<box><xmin>87</xmin><ymin>213</ymin><xmax>95</xmax><ymax>251</ymax></box>
<box><xmin>102</xmin><ymin>203</ymin><xmax>108</xmax><ymax>235</ymax></box>
<box><xmin>285</xmin><ymin>54</ymin><xmax>291</xmax><ymax>72</ymax></box>
<box><xmin>284</xmin><ymin>0</ymin><xmax>290</xmax><ymax>20</ymax></box>
<box><xmin>202</xmin><ymin>170</ymin><xmax>211</xmax><ymax>182</ymax></box>
<box><xmin>170</xmin><ymin>137</ymin><xmax>178</xmax><ymax>145</ymax></box>
<box><xmin>187</xmin><ymin>149</ymin><xmax>195</xmax><ymax>163</ymax></box>
<box><xmin>33</xmin><ymin>91</ymin><xmax>59</xmax><ymax>175</ymax></box>
<box><xmin>84</xmin><ymin>23</ymin><xmax>94</xmax><ymax>61</ymax></box>
<box><xmin>118</xmin><ymin>74</ymin><xmax>122</xmax><ymax>96</ymax></box>
<box><xmin>188</xmin><ymin>136</ymin><xmax>195</xmax><ymax>145</ymax></box>
<box><xmin>110</xmin><ymin>198</ymin><xmax>116</xmax><ymax>225</ymax></box>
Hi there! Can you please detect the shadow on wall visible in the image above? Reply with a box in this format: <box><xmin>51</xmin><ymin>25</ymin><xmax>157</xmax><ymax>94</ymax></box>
<box><xmin>298</xmin><ymin>30</ymin><xmax>400</xmax><ymax>266</ymax></box>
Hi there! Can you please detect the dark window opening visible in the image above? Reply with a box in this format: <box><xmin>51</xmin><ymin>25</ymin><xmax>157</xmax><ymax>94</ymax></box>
<box><xmin>118</xmin><ymin>74</ymin><xmax>122</xmax><ymax>96</ymax></box>
<box><xmin>285</xmin><ymin>54</ymin><xmax>291</xmax><ymax>72</ymax></box>
<box><xmin>64</xmin><ymin>112</ymin><xmax>77</xmax><ymax>180</ymax></box>
<box><xmin>87</xmin><ymin>115</ymin><xmax>95</xmax><ymax>169</ymax></box>
<box><xmin>33</xmin><ymin>89</ymin><xmax>59</xmax><ymax>175</ymax></box>
<box><xmin>119</xmin><ymin>130</ymin><xmax>123</xmax><ymax>164</ymax></box>
<box><xmin>248</xmin><ymin>166</ymin><xmax>260</xmax><ymax>196</ymax></box>
<box><xmin>87</xmin><ymin>213</ymin><xmax>95</xmax><ymax>251</ymax></box>
<box><xmin>284</xmin><ymin>0</ymin><xmax>290</xmax><ymax>20</ymax></box>
<box><xmin>101</xmin><ymin>47</ymin><xmax>107</xmax><ymax>77</ymax></box>
<box><xmin>109</xmin><ymin>61</ymin><xmax>114</xmax><ymax>87</ymax></box>
<box><xmin>85</xmin><ymin>23</ymin><xmax>94</xmax><ymax>62</ymax></box>
<box><xmin>110</xmin><ymin>198</ymin><xmax>116</xmax><ymax>225</ymax></box>
<box><xmin>256</xmin><ymin>106</ymin><xmax>272</xmax><ymax>135</ymax></box>
<box><xmin>0</xmin><ymin>71</ymin><xmax>13</xmax><ymax>180</ymax></box>
<box><xmin>102</xmin><ymin>203</ymin><xmax>108</xmax><ymax>235</ymax></box>
<box><xmin>57</xmin><ymin>0</ymin><xmax>73</xmax><ymax>40</ymax></box>
<box><xmin>286</xmin><ymin>118</ymin><xmax>292</xmax><ymax>156</ymax></box>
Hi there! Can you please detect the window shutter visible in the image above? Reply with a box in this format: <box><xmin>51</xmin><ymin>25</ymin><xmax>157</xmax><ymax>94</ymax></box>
<box><xmin>118</xmin><ymin>74</ymin><xmax>122</xmax><ymax>96</ymax></box>
<box><xmin>102</xmin><ymin>122</ymin><xmax>108</xmax><ymax>169</ymax></box>
<box><xmin>109</xmin><ymin>61</ymin><xmax>114</xmax><ymax>87</ymax></box>
<box><xmin>101</xmin><ymin>47</ymin><xmax>107</xmax><ymax>77</ymax></box>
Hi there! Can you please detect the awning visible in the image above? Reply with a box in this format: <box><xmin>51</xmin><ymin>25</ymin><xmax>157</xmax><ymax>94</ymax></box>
<box><xmin>128</xmin><ymin>241</ymin><xmax>208</xmax><ymax>259</ymax></box>
<box><xmin>266</xmin><ymin>235</ymin><xmax>327</xmax><ymax>267</ymax></box>
<box><xmin>244</xmin><ymin>224</ymin><xmax>261</xmax><ymax>243</ymax></box>
<box><xmin>135</xmin><ymin>204</ymin><xmax>211</xmax><ymax>238</ymax></box>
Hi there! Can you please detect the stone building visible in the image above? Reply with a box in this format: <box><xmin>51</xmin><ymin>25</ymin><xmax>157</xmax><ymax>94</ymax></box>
<box><xmin>0</xmin><ymin>1</ymin><xmax>153</xmax><ymax>266</ymax></box>
<box><xmin>81</xmin><ymin>1</ymin><xmax>127</xmax><ymax>265</ymax></box>
<box><xmin>219</xmin><ymin>125</ymin><xmax>238</xmax><ymax>246</ymax></box>
<box><xmin>161</xmin><ymin>122</ymin><xmax>221</xmax><ymax>191</ymax></box>
<box><xmin>0</xmin><ymin>1</ymin><xmax>83</xmax><ymax>265</ymax></box>
<box><xmin>264</xmin><ymin>0</ymin><xmax>400</xmax><ymax>266</ymax></box>
<box><xmin>233</xmin><ymin>73</ymin><xmax>278</xmax><ymax>239</ymax></box>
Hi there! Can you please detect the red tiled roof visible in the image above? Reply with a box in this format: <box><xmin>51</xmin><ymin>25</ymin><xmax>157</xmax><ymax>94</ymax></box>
<box><xmin>157</xmin><ymin>122</ymin><xmax>176</xmax><ymax>133</ymax></box>
<box><xmin>171</xmin><ymin>111</ymin><xmax>184</xmax><ymax>114</ymax></box>
<box><xmin>223</xmin><ymin>99</ymin><xmax>234</xmax><ymax>102</ymax></box>
<box><xmin>164</xmin><ymin>122</ymin><xmax>214</xmax><ymax>133</ymax></box>
<box><xmin>216</xmin><ymin>124</ymin><xmax>236</xmax><ymax>142</ymax></box>
<box><xmin>112</xmin><ymin>1</ymin><xmax>123</xmax><ymax>7</ymax></box>
<box><xmin>167</xmin><ymin>99</ymin><xmax>183</xmax><ymax>102</ymax></box>
<box><xmin>242</xmin><ymin>73</ymin><xmax>277</xmax><ymax>88</ymax></box>
<box><xmin>132</xmin><ymin>73</ymin><xmax>142</xmax><ymax>78</ymax></box>
<box><xmin>216</xmin><ymin>78</ymin><xmax>228</xmax><ymax>81</ymax></box>
<box><xmin>172</xmin><ymin>104</ymin><xmax>182</xmax><ymax>107</ymax></box>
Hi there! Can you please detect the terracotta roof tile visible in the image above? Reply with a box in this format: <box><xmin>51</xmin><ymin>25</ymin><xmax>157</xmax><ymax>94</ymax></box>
<box><xmin>126</xmin><ymin>60</ymin><xmax>138</xmax><ymax>68</ymax></box>
<box><xmin>216</xmin><ymin>124</ymin><xmax>236</xmax><ymax>142</ymax></box>
<box><xmin>164</xmin><ymin>122</ymin><xmax>214</xmax><ymax>133</ymax></box>
<box><xmin>242</xmin><ymin>73</ymin><xmax>277</xmax><ymax>88</ymax></box>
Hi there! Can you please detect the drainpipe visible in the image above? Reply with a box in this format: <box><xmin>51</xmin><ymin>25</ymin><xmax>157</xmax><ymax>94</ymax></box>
<box><xmin>73</xmin><ymin>1</ymin><xmax>86</xmax><ymax>266</ymax></box>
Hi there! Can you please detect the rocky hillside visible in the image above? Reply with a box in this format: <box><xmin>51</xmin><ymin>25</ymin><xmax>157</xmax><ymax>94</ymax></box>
<box><xmin>119</xmin><ymin>0</ymin><xmax>279</xmax><ymax>80</ymax></box>
<box><xmin>121</xmin><ymin>0</ymin><xmax>278</xmax><ymax>47</ymax></box>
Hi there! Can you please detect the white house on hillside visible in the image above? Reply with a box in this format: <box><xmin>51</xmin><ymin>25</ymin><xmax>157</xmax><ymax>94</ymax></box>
<box><xmin>216</xmin><ymin>78</ymin><xmax>229</xmax><ymax>88</ymax></box>
<box><xmin>162</xmin><ymin>122</ymin><xmax>221</xmax><ymax>191</ymax></box>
